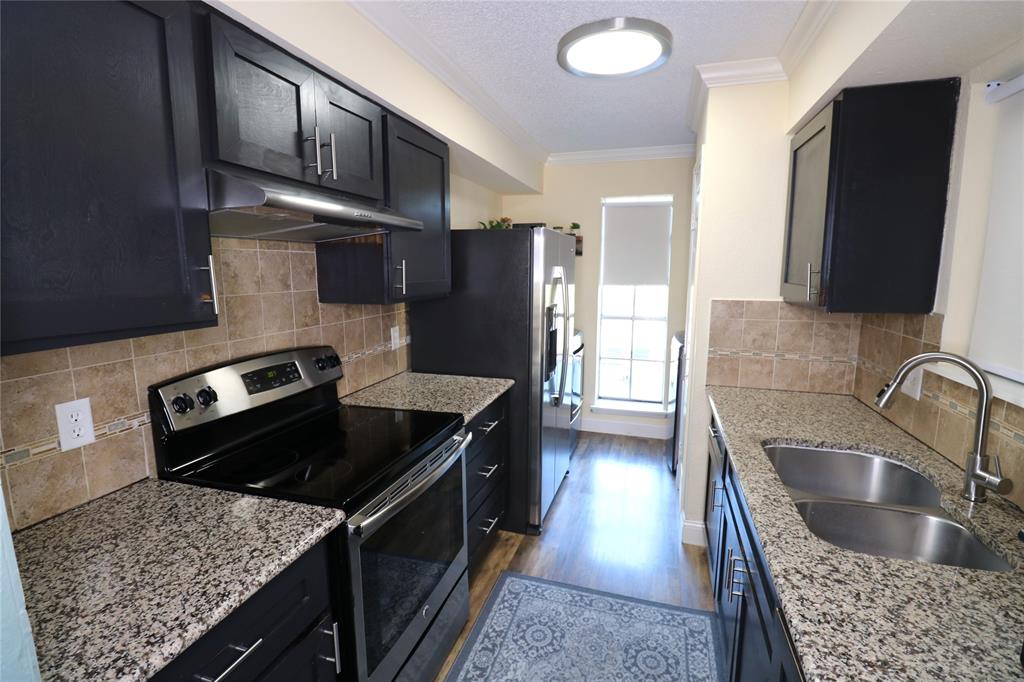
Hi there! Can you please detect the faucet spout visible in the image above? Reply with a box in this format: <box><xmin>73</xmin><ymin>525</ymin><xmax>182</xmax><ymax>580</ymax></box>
<box><xmin>874</xmin><ymin>351</ymin><xmax>1012</xmax><ymax>503</ymax></box>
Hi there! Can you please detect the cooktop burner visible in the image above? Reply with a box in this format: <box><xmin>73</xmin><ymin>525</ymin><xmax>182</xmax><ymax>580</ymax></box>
<box><xmin>181</xmin><ymin>404</ymin><xmax>460</xmax><ymax>512</ymax></box>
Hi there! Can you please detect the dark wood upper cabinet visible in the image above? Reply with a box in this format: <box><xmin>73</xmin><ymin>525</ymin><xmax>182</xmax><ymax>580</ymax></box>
<box><xmin>208</xmin><ymin>17</ymin><xmax>385</xmax><ymax>201</ymax></box>
<box><xmin>315</xmin><ymin>76</ymin><xmax>385</xmax><ymax>200</ymax></box>
<box><xmin>387</xmin><ymin>116</ymin><xmax>451</xmax><ymax>301</ymax></box>
<box><xmin>209</xmin><ymin>15</ymin><xmax>318</xmax><ymax>184</ymax></box>
<box><xmin>781</xmin><ymin>78</ymin><xmax>960</xmax><ymax>313</ymax></box>
<box><xmin>1</xmin><ymin>1</ymin><xmax>216</xmax><ymax>355</ymax></box>
<box><xmin>316</xmin><ymin>116</ymin><xmax>451</xmax><ymax>304</ymax></box>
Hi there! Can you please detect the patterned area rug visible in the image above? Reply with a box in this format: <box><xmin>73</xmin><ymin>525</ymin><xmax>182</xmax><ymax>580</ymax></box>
<box><xmin>446</xmin><ymin>573</ymin><xmax>721</xmax><ymax>681</ymax></box>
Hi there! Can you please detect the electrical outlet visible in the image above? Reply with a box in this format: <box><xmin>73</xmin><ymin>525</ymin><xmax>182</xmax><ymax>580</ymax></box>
<box><xmin>390</xmin><ymin>325</ymin><xmax>400</xmax><ymax>351</ymax></box>
<box><xmin>901</xmin><ymin>367</ymin><xmax>924</xmax><ymax>400</ymax></box>
<box><xmin>55</xmin><ymin>398</ymin><xmax>96</xmax><ymax>451</ymax></box>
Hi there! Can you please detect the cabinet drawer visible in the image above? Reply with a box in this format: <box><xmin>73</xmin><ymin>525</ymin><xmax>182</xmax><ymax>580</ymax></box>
<box><xmin>154</xmin><ymin>542</ymin><xmax>331</xmax><ymax>682</ymax></box>
<box><xmin>465</xmin><ymin>398</ymin><xmax>506</xmax><ymax>462</ymax></box>
<box><xmin>466</xmin><ymin>435</ymin><xmax>505</xmax><ymax>515</ymax></box>
<box><xmin>258</xmin><ymin>614</ymin><xmax>338</xmax><ymax>682</ymax></box>
<box><xmin>468</xmin><ymin>485</ymin><xmax>506</xmax><ymax>566</ymax></box>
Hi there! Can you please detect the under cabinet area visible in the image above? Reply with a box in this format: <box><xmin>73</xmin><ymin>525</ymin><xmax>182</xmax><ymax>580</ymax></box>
<box><xmin>316</xmin><ymin>115</ymin><xmax>451</xmax><ymax>304</ymax></box>
<box><xmin>780</xmin><ymin>78</ymin><xmax>959</xmax><ymax>313</ymax></box>
<box><xmin>706</xmin><ymin>416</ymin><xmax>803</xmax><ymax>681</ymax></box>
<box><xmin>0</xmin><ymin>0</ymin><xmax>216</xmax><ymax>355</ymax></box>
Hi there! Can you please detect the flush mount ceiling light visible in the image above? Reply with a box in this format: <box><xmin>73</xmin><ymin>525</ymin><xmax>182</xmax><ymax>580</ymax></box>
<box><xmin>557</xmin><ymin>17</ymin><xmax>672</xmax><ymax>78</ymax></box>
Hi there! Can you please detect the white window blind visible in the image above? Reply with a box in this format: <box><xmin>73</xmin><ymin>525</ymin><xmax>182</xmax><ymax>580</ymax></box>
<box><xmin>968</xmin><ymin>87</ymin><xmax>1024</xmax><ymax>384</ymax></box>
<box><xmin>601</xmin><ymin>200</ymin><xmax>673</xmax><ymax>285</ymax></box>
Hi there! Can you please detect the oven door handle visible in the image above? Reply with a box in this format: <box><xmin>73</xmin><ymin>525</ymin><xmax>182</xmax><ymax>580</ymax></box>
<box><xmin>351</xmin><ymin>432</ymin><xmax>472</xmax><ymax>537</ymax></box>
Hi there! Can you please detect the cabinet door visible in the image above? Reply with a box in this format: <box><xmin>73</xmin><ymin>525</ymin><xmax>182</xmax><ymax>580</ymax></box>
<box><xmin>387</xmin><ymin>117</ymin><xmax>451</xmax><ymax>301</ymax></box>
<box><xmin>209</xmin><ymin>15</ymin><xmax>317</xmax><ymax>183</ymax></box>
<box><xmin>716</xmin><ymin>500</ymin><xmax>742</xmax><ymax>679</ymax></box>
<box><xmin>732</xmin><ymin>544</ymin><xmax>774</xmax><ymax>681</ymax></box>
<box><xmin>315</xmin><ymin>76</ymin><xmax>385</xmax><ymax>200</ymax></box>
<box><xmin>1</xmin><ymin>1</ymin><xmax>215</xmax><ymax>355</ymax></box>
<box><xmin>780</xmin><ymin>102</ymin><xmax>836</xmax><ymax>306</ymax></box>
<box><xmin>258</xmin><ymin>616</ymin><xmax>338</xmax><ymax>682</ymax></box>
<box><xmin>705</xmin><ymin>422</ymin><xmax>726</xmax><ymax>588</ymax></box>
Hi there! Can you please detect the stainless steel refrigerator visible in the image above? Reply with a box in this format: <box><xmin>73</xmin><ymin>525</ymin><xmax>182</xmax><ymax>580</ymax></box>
<box><xmin>409</xmin><ymin>227</ymin><xmax>575</xmax><ymax>534</ymax></box>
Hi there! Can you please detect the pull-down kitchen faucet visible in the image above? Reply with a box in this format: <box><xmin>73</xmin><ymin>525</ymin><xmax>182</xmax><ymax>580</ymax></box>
<box><xmin>875</xmin><ymin>352</ymin><xmax>1012</xmax><ymax>503</ymax></box>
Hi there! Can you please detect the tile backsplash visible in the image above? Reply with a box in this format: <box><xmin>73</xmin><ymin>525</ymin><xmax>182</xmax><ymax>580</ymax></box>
<box><xmin>0</xmin><ymin>237</ymin><xmax>410</xmax><ymax>530</ymax></box>
<box><xmin>706</xmin><ymin>299</ymin><xmax>1024</xmax><ymax>509</ymax></box>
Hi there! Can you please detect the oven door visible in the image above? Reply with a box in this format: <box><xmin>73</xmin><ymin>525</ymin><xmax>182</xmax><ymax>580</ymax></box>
<box><xmin>346</xmin><ymin>432</ymin><xmax>470</xmax><ymax>682</ymax></box>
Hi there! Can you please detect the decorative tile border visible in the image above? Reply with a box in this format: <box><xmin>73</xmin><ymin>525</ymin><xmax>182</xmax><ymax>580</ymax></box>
<box><xmin>709</xmin><ymin>348</ymin><xmax>857</xmax><ymax>364</ymax></box>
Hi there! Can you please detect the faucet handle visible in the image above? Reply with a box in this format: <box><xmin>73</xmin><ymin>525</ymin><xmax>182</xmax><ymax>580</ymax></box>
<box><xmin>974</xmin><ymin>454</ymin><xmax>1013</xmax><ymax>495</ymax></box>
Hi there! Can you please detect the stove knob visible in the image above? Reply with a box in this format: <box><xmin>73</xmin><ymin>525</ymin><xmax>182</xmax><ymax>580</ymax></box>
<box><xmin>315</xmin><ymin>357</ymin><xmax>328</xmax><ymax>371</ymax></box>
<box><xmin>171</xmin><ymin>394</ymin><xmax>195</xmax><ymax>414</ymax></box>
<box><xmin>196</xmin><ymin>386</ymin><xmax>218</xmax><ymax>407</ymax></box>
<box><xmin>330</xmin><ymin>354</ymin><xmax>341</xmax><ymax>367</ymax></box>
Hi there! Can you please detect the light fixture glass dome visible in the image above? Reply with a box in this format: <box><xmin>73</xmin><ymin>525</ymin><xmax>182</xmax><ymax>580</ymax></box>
<box><xmin>557</xmin><ymin>17</ymin><xmax>672</xmax><ymax>78</ymax></box>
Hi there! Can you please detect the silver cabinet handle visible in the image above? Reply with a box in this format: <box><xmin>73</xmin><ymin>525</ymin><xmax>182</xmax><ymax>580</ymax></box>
<box><xmin>805</xmin><ymin>262</ymin><xmax>820</xmax><ymax>303</ymax></box>
<box><xmin>198</xmin><ymin>254</ymin><xmax>220</xmax><ymax>315</ymax></box>
<box><xmin>477</xmin><ymin>464</ymin><xmax>499</xmax><ymax>479</ymax></box>
<box><xmin>394</xmin><ymin>259</ymin><xmax>407</xmax><ymax>295</ymax></box>
<box><xmin>711</xmin><ymin>482</ymin><xmax>723</xmax><ymax>510</ymax></box>
<box><xmin>194</xmin><ymin>638</ymin><xmax>262</xmax><ymax>682</ymax></box>
<box><xmin>479</xmin><ymin>419</ymin><xmax>501</xmax><ymax>434</ymax></box>
<box><xmin>329</xmin><ymin>132</ymin><xmax>337</xmax><ymax>181</ymax></box>
<box><xmin>304</xmin><ymin>125</ymin><xmax>323</xmax><ymax>176</ymax></box>
<box><xmin>316</xmin><ymin>625</ymin><xmax>341</xmax><ymax>672</ymax></box>
<box><xmin>479</xmin><ymin>515</ymin><xmax>501</xmax><ymax>535</ymax></box>
<box><xmin>730</xmin><ymin>555</ymin><xmax>746</xmax><ymax>598</ymax></box>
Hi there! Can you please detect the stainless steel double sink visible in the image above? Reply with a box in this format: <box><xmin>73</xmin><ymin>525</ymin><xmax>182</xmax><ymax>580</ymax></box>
<box><xmin>764</xmin><ymin>445</ymin><xmax>1012</xmax><ymax>572</ymax></box>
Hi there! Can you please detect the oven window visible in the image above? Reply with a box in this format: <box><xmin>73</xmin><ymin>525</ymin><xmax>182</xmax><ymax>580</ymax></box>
<box><xmin>360</xmin><ymin>460</ymin><xmax>464</xmax><ymax>676</ymax></box>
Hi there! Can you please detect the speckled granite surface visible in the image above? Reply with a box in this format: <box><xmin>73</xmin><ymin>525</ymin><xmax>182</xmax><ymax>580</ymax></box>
<box><xmin>13</xmin><ymin>479</ymin><xmax>345</xmax><ymax>681</ymax></box>
<box><xmin>342</xmin><ymin>371</ymin><xmax>514</xmax><ymax>423</ymax></box>
<box><xmin>707</xmin><ymin>387</ymin><xmax>1024</xmax><ymax>681</ymax></box>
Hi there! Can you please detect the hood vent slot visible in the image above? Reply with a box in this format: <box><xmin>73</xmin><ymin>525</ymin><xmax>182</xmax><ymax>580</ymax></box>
<box><xmin>206</xmin><ymin>169</ymin><xmax>423</xmax><ymax>242</ymax></box>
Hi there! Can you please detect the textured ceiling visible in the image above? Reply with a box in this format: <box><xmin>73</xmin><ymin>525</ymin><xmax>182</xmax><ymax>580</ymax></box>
<box><xmin>379</xmin><ymin>1</ymin><xmax>805</xmax><ymax>153</ymax></box>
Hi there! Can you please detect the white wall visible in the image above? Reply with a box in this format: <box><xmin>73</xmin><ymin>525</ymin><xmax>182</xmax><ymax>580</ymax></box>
<box><xmin>680</xmin><ymin>81</ymin><xmax>791</xmax><ymax>542</ymax></box>
<box><xmin>451</xmin><ymin>173</ymin><xmax>503</xmax><ymax>231</ymax></box>
<box><xmin>501</xmin><ymin>158</ymin><xmax>693</xmax><ymax>437</ymax></box>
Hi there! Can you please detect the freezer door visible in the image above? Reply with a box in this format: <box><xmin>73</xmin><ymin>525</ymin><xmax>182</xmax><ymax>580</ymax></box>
<box><xmin>535</xmin><ymin>230</ymin><xmax>575</xmax><ymax>528</ymax></box>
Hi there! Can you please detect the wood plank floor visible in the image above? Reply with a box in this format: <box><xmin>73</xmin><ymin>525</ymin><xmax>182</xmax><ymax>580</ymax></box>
<box><xmin>437</xmin><ymin>432</ymin><xmax>714</xmax><ymax>679</ymax></box>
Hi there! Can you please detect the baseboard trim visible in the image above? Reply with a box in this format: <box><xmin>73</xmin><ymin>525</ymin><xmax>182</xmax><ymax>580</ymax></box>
<box><xmin>579</xmin><ymin>416</ymin><xmax>673</xmax><ymax>439</ymax></box>
<box><xmin>682</xmin><ymin>519</ymin><xmax>707</xmax><ymax>547</ymax></box>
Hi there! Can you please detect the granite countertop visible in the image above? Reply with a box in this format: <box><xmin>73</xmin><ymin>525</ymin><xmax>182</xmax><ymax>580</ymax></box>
<box><xmin>342</xmin><ymin>371</ymin><xmax>514</xmax><ymax>423</ymax></box>
<box><xmin>707</xmin><ymin>387</ymin><xmax>1024</xmax><ymax>681</ymax></box>
<box><xmin>13</xmin><ymin>479</ymin><xmax>345</xmax><ymax>681</ymax></box>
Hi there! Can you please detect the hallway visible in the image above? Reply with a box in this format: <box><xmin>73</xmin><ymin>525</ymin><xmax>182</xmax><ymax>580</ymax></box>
<box><xmin>439</xmin><ymin>432</ymin><xmax>714</xmax><ymax>678</ymax></box>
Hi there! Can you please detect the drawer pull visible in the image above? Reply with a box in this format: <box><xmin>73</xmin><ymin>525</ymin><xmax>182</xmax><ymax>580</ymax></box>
<box><xmin>479</xmin><ymin>419</ymin><xmax>501</xmax><ymax>434</ymax></box>
<box><xmin>477</xmin><ymin>464</ymin><xmax>500</xmax><ymax>479</ymax></box>
<box><xmin>478</xmin><ymin>515</ymin><xmax>501</xmax><ymax>535</ymax></box>
<box><xmin>194</xmin><ymin>638</ymin><xmax>263</xmax><ymax>682</ymax></box>
<box><xmin>711</xmin><ymin>482</ymin><xmax>723</xmax><ymax>510</ymax></box>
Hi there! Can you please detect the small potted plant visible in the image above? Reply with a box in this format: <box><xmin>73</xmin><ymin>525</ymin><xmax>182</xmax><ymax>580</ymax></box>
<box><xmin>478</xmin><ymin>217</ymin><xmax>513</xmax><ymax>230</ymax></box>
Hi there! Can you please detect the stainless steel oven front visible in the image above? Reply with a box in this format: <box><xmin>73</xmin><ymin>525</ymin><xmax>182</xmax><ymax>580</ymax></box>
<box><xmin>343</xmin><ymin>431</ymin><xmax>471</xmax><ymax>681</ymax></box>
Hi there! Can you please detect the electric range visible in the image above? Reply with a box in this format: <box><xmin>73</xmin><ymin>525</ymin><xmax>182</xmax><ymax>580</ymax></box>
<box><xmin>148</xmin><ymin>346</ymin><xmax>472</xmax><ymax>682</ymax></box>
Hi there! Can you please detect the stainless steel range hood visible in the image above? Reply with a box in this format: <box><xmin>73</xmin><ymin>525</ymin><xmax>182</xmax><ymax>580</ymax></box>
<box><xmin>206</xmin><ymin>169</ymin><xmax>423</xmax><ymax>242</ymax></box>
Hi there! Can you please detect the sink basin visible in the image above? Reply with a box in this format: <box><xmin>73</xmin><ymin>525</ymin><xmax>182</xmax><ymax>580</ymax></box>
<box><xmin>764</xmin><ymin>445</ymin><xmax>942</xmax><ymax>507</ymax></box>
<box><xmin>794</xmin><ymin>499</ymin><xmax>1012</xmax><ymax>572</ymax></box>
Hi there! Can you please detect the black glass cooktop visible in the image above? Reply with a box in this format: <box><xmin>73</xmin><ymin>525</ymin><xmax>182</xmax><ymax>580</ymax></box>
<box><xmin>181</xmin><ymin>405</ymin><xmax>461</xmax><ymax>513</ymax></box>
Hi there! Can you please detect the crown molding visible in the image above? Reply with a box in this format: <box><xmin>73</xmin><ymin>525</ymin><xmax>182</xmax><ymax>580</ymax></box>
<box><xmin>350</xmin><ymin>1</ymin><xmax>549</xmax><ymax>164</ymax></box>
<box><xmin>546</xmin><ymin>144</ymin><xmax>696</xmax><ymax>165</ymax></box>
<box><xmin>686</xmin><ymin>57</ymin><xmax>788</xmax><ymax>132</ymax></box>
<box><xmin>778</xmin><ymin>1</ymin><xmax>837</xmax><ymax>74</ymax></box>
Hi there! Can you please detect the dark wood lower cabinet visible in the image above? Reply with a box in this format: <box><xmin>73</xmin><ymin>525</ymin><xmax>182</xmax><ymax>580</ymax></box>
<box><xmin>464</xmin><ymin>394</ymin><xmax>509</xmax><ymax>578</ymax></box>
<box><xmin>706</xmin><ymin>412</ymin><xmax>804</xmax><ymax>681</ymax></box>
<box><xmin>153</xmin><ymin>542</ymin><xmax>337</xmax><ymax>682</ymax></box>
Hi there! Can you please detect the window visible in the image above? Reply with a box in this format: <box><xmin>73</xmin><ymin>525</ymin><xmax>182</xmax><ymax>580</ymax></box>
<box><xmin>596</xmin><ymin>196</ymin><xmax>673</xmax><ymax>407</ymax></box>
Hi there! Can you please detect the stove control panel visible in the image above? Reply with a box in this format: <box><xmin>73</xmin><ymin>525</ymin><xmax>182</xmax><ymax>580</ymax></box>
<box><xmin>151</xmin><ymin>346</ymin><xmax>343</xmax><ymax>432</ymax></box>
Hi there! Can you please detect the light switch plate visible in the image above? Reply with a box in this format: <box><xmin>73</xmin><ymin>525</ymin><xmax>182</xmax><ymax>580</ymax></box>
<box><xmin>55</xmin><ymin>398</ymin><xmax>96</xmax><ymax>451</ymax></box>
<box><xmin>390</xmin><ymin>325</ymin><xmax>400</xmax><ymax>351</ymax></box>
<box><xmin>901</xmin><ymin>367</ymin><xmax>924</xmax><ymax>400</ymax></box>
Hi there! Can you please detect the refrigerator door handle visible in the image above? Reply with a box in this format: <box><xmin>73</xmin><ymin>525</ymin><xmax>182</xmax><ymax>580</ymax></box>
<box><xmin>550</xmin><ymin>267</ymin><xmax>569</xmax><ymax>407</ymax></box>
